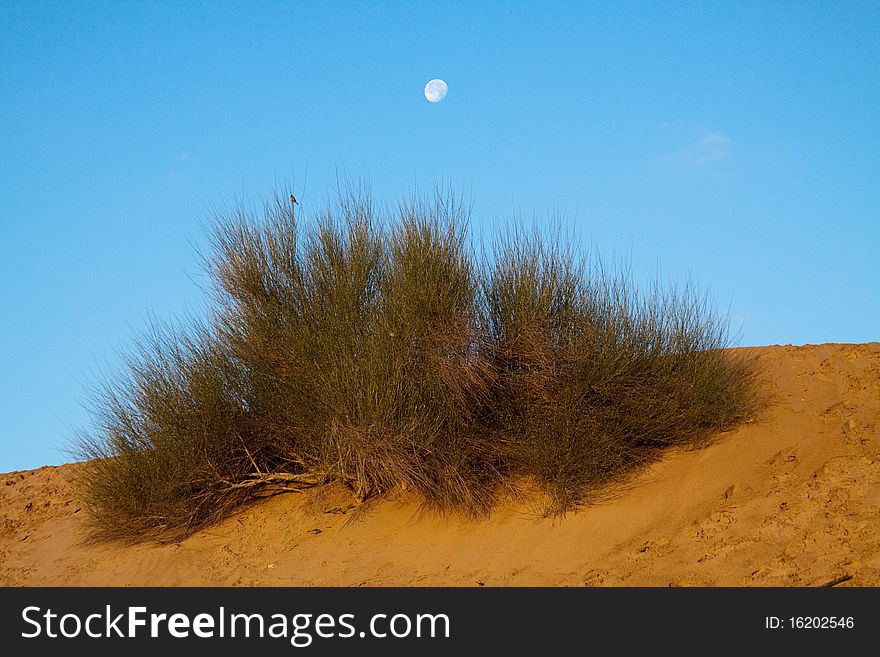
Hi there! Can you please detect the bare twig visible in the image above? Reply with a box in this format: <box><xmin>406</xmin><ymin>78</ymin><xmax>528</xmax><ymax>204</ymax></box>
<box><xmin>238</xmin><ymin>435</ymin><xmax>262</xmax><ymax>475</ymax></box>
<box><xmin>818</xmin><ymin>574</ymin><xmax>852</xmax><ymax>588</ymax></box>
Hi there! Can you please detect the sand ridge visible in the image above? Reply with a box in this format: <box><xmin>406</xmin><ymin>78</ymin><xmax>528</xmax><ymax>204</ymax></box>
<box><xmin>1</xmin><ymin>343</ymin><xmax>878</xmax><ymax>586</ymax></box>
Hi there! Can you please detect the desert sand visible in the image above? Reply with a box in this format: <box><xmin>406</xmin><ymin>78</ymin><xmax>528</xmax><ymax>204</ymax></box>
<box><xmin>1</xmin><ymin>343</ymin><xmax>878</xmax><ymax>587</ymax></box>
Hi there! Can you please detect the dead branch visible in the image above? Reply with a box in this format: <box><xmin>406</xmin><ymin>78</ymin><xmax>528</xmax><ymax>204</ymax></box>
<box><xmin>818</xmin><ymin>574</ymin><xmax>852</xmax><ymax>587</ymax></box>
<box><xmin>218</xmin><ymin>472</ymin><xmax>324</xmax><ymax>493</ymax></box>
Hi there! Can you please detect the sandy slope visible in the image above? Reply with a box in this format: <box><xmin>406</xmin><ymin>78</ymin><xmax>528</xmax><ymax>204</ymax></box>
<box><xmin>1</xmin><ymin>343</ymin><xmax>878</xmax><ymax>587</ymax></box>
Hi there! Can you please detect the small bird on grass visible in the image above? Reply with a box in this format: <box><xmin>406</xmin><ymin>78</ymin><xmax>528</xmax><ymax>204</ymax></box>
<box><xmin>290</xmin><ymin>194</ymin><xmax>299</xmax><ymax>205</ymax></box>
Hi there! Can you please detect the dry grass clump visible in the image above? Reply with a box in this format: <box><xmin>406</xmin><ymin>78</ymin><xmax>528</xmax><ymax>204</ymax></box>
<box><xmin>76</xmin><ymin>185</ymin><xmax>763</xmax><ymax>540</ymax></box>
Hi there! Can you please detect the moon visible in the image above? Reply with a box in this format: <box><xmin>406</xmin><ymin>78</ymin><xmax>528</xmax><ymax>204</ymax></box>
<box><xmin>424</xmin><ymin>79</ymin><xmax>448</xmax><ymax>103</ymax></box>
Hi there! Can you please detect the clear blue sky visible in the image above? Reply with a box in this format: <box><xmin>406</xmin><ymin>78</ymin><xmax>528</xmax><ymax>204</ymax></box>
<box><xmin>1</xmin><ymin>1</ymin><xmax>878</xmax><ymax>472</ymax></box>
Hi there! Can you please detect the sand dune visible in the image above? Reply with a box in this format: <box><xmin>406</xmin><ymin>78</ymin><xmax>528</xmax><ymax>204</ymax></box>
<box><xmin>2</xmin><ymin>343</ymin><xmax>878</xmax><ymax>587</ymax></box>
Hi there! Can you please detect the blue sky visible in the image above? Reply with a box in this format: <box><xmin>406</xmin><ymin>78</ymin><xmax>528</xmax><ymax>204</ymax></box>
<box><xmin>1</xmin><ymin>1</ymin><xmax>878</xmax><ymax>472</ymax></box>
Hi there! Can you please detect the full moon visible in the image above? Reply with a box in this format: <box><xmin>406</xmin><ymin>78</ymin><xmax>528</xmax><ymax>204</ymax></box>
<box><xmin>424</xmin><ymin>79</ymin><xmax>448</xmax><ymax>103</ymax></box>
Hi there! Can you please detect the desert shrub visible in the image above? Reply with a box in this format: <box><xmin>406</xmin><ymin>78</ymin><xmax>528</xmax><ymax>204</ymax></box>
<box><xmin>483</xmin><ymin>228</ymin><xmax>760</xmax><ymax>512</ymax></box>
<box><xmin>76</xmin><ymin>324</ymin><xmax>274</xmax><ymax>537</ymax></box>
<box><xmin>208</xmin><ymin>187</ymin><xmax>501</xmax><ymax>514</ymax></box>
<box><xmin>76</xmin><ymin>184</ymin><xmax>762</xmax><ymax>540</ymax></box>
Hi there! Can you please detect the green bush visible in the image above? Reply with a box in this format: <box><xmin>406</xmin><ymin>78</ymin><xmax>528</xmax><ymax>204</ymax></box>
<box><xmin>76</xmin><ymin>185</ymin><xmax>763</xmax><ymax>539</ymax></box>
